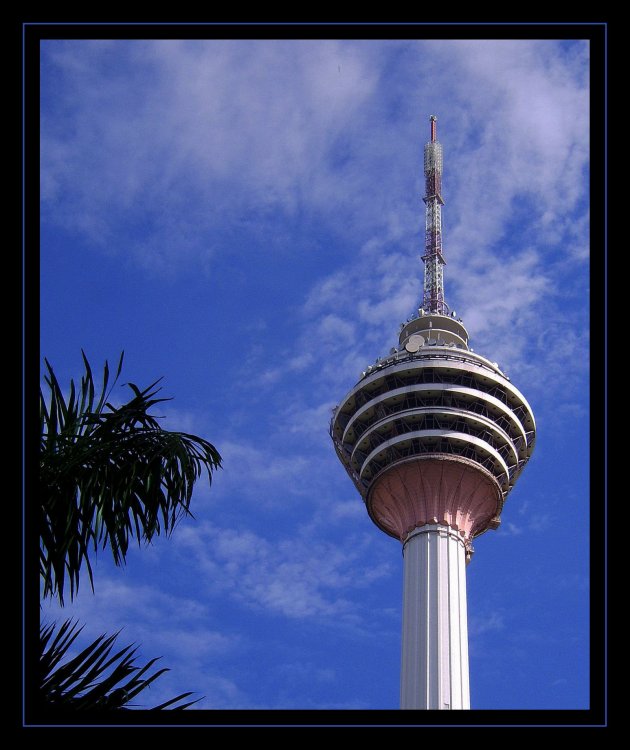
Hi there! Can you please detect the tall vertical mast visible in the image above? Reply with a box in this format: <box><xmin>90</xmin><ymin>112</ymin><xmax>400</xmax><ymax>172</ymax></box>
<box><xmin>422</xmin><ymin>115</ymin><xmax>448</xmax><ymax>315</ymax></box>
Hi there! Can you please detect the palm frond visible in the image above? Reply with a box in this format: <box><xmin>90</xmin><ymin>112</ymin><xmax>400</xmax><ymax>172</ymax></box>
<box><xmin>40</xmin><ymin>619</ymin><xmax>201</xmax><ymax>710</ymax></box>
<box><xmin>40</xmin><ymin>352</ymin><xmax>222</xmax><ymax>604</ymax></box>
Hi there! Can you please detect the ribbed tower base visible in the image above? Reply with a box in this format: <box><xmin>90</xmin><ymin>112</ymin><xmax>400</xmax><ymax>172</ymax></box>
<box><xmin>401</xmin><ymin>524</ymin><xmax>470</xmax><ymax>710</ymax></box>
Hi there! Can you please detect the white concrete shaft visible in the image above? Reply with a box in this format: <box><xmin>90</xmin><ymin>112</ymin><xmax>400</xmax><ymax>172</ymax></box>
<box><xmin>400</xmin><ymin>524</ymin><xmax>470</xmax><ymax>710</ymax></box>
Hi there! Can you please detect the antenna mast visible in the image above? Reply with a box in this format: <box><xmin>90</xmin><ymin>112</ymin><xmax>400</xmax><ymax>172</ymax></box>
<box><xmin>422</xmin><ymin>115</ymin><xmax>448</xmax><ymax>315</ymax></box>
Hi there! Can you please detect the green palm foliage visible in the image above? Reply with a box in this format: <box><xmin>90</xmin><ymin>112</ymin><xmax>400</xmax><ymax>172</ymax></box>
<box><xmin>40</xmin><ymin>619</ymin><xmax>199</xmax><ymax>710</ymax></box>
<box><xmin>40</xmin><ymin>351</ymin><xmax>222</xmax><ymax>605</ymax></box>
<box><xmin>38</xmin><ymin>352</ymin><xmax>222</xmax><ymax>711</ymax></box>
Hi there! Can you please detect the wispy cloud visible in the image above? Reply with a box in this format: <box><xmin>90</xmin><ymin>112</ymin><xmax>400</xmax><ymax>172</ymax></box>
<box><xmin>41</xmin><ymin>577</ymin><xmax>242</xmax><ymax>708</ymax></box>
<box><xmin>41</xmin><ymin>578</ymin><xmax>236</xmax><ymax>652</ymax></box>
<box><xmin>501</xmin><ymin>522</ymin><xmax>523</xmax><ymax>536</ymax></box>
<box><xmin>499</xmin><ymin>513</ymin><xmax>552</xmax><ymax>537</ymax></box>
<box><xmin>41</xmin><ymin>40</ymin><xmax>380</xmax><ymax>270</ymax></box>
<box><xmin>260</xmin><ymin>350</ymin><xmax>315</xmax><ymax>385</ymax></box>
<box><xmin>469</xmin><ymin>610</ymin><xmax>506</xmax><ymax>637</ymax></box>
<box><xmin>173</xmin><ymin>520</ymin><xmax>394</xmax><ymax>625</ymax></box>
<box><xmin>42</xmin><ymin>39</ymin><xmax>588</xmax><ymax>409</ymax></box>
<box><xmin>208</xmin><ymin>439</ymin><xmax>312</xmax><ymax>504</ymax></box>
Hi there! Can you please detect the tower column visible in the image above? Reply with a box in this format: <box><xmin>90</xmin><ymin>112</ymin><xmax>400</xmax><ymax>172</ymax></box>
<box><xmin>400</xmin><ymin>524</ymin><xmax>470</xmax><ymax>710</ymax></box>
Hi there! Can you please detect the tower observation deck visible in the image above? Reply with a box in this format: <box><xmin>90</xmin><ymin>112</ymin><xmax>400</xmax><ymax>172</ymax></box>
<box><xmin>329</xmin><ymin>117</ymin><xmax>536</xmax><ymax>710</ymax></box>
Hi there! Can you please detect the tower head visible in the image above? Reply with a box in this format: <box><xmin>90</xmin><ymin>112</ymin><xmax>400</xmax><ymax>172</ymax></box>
<box><xmin>330</xmin><ymin>117</ymin><xmax>536</xmax><ymax>557</ymax></box>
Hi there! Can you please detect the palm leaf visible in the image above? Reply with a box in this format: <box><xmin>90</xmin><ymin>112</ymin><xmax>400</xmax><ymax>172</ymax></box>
<box><xmin>40</xmin><ymin>619</ymin><xmax>200</xmax><ymax>710</ymax></box>
<box><xmin>150</xmin><ymin>692</ymin><xmax>200</xmax><ymax>710</ymax></box>
<box><xmin>40</xmin><ymin>352</ymin><xmax>222</xmax><ymax>603</ymax></box>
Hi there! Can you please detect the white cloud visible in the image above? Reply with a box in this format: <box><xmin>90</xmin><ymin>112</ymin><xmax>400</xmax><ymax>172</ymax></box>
<box><xmin>469</xmin><ymin>610</ymin><xmax>505</xmax><ymax>636</ymax></box>
<box><xmin>41</xmin><ymin>39</ymin><xmax>381</xmax><ymax>270</ymax></box>
<box><xmin>501</xmin><ymin>522</ymin><xmax>523</xmax><ymax>536</ymax></box>
<box><xmin>173</xmin><ymin>520</ymin><xmax>394</xmax><ymax>624</ymax></box>
<box><xmin>42</xmin><ymin>40</ymin><xmax>588</xmax><ymax>251</ymax></box>
<box><xmin>528</xmin><ymin>513</ymin><xmax>552</xmax><ymax>533</ymax></box>
<box><xmin>41</xmin><ymin>578</ymin><xmax>229</xmax><ymax>643</ymax></box>
<box><xmin>316</xmin><ymin>314</ymin><xmax>357</xmax><ymax>345</ymax></box>
<box><xmin>328</xmin><ymin>500</ymin><xmax>366</xmax><ymax>521</ymax></box>
<box><xmin>42</xmin><ymin>39</ymin><xmax>589</xmax><ymax>408</ymax></box>
<box><xmin>260</xmin><ymin>350</ymin><xmax>315</xmax><ymax>385</ymax></box>
<box><xmin>280</xmin><ymin>43</ymin><xmax>588</xmax><ymax>408</ymax></box>
<box><xmin>40</xmin><ymin>575</ymin><xmax>241</xmax><ymax>708</ymax></box>
<box><xmin>281</xmin><ymin>399</ymin><xmax>337</xmax><ymax>438</ymax></box>
<box><xmin>211</xmin><ymin>439</ymin><xmax>311</xmax><ymax>498</ymax></box>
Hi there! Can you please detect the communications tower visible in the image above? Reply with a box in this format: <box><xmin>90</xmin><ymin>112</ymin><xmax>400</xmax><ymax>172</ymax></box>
<box><xmin>330</xmin><ymin>116</ymin><xmax>536</xmax><ymax>710</ymax></box>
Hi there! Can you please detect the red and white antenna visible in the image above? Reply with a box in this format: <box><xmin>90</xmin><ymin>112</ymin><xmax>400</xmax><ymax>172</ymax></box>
<box><xmin>422</xmin><ymin>115</ymin><xmax>448</xmax><ymax>315</ymax></box>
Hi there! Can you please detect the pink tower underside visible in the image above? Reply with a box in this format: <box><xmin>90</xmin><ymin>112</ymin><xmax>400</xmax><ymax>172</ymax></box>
<box><xmin>366</xmin><ymin>455</ymin><xmax>503</xmax><ymax>549</ymax></box>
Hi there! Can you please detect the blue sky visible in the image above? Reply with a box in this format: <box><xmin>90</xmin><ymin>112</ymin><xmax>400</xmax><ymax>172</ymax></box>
<box><xmin>39</xmin><ymin>36</ymin><xmax>592</xmax><ymax>714</ymax></box>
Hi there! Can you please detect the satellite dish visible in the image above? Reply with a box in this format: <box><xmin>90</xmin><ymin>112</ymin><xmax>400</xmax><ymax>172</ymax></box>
<box><xmin>405</xmin><ymin>334</ymin><xmax>424</xmax><ymax>353</ymax></box>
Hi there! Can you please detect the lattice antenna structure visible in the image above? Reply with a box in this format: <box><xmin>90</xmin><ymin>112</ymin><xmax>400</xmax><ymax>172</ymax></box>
<box><xmin>422</xmin><ymin>115</ymin><xmax>448</xmax><ymax>315</ymax></box>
